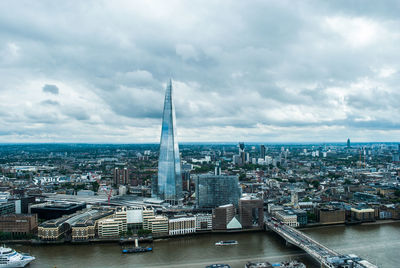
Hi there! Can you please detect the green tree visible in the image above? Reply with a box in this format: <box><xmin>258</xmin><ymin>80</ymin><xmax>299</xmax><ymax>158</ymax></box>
<box><xmin>311</xmin><ymin>180</ymin><xmax>320</xmax><ymax>188</ymax></box>
<box><xmin>92</xmin><ymin>181</ymin><xmax>100</xmax><ymax>192</ymax></box>
<box><xmin>307</xmin><ymin>211</ymin><xmax>316</xmax><ymax>222</ymax></box>
<box><xmin>395</xmin><ymin>190</ymin><xmax>400</xmax><ymax>197</ymax></box>
<box><xmin>137</xmin><ymin>229</ymin><xmax>152</xmax><ymax>236</ymax></box>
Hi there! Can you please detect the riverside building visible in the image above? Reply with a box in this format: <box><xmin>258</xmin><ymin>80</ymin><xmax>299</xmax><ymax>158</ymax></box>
<box><xmin>239</xmin><ymin>196</ymin><xmax>264</xmax><ymax>229</ymax></box>
<box><xmin>195</xmin><ymin>214</ymin><xmax>212</xmax><ymax>231</ymax></box>
<box><xmin>0</xmin><ymin>214</ymin><xmax>38</xmax><ymax>235</ymax></box>
<box><xmin>97</xmin><ymin>207</ymin><xmax>127</xmax><ymax>238</ymax></box>
<box><xmin>168</xmin><ymin>215</ymin><xmax>196</xmax><ymax>236</ymax></box>
<box><xmin>148</xmin><ymin>215</ymin><xmax>169</xmax><ymax>236</ymax></box>
<box><xmin>195</xmin><ymin>168</ymin><xmax>241</xmax><ymax>208</ymax></box>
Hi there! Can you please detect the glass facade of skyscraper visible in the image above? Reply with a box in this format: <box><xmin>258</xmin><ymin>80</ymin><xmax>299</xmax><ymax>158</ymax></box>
<box><xmin>157</xmin><ymin>80</ymin><xmax>182</xmax><ymax>204</ymax></box>
<box><xmin>195</xmin><ymin>174</ymin><xmax>241</xmax><ymax>208</ymax></box>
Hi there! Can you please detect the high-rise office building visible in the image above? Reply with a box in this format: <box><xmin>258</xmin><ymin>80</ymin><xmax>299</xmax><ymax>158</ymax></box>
<box><xmin>114</xmin><ymin>167</ymin><xmax>129</xmax><ymax>186</ymax></box>
<box><xmin>195</xmin><ymin>173</ymin><xmax>241</xmax><ymax>208</ymax></box>
<box><xmin>347</xmin><ymin>138</ymin><xmax>351</xmax><ymax>148</ymax></box>
<box><xmin>214</xmin><ymin>161</ymin><xmax>221</xmax><ymax>176</ymax></box>
<box><xmin>260</xmin><ymin>145</ymin><xmax>266</xmax><ymax>159</ymax></box>
<box><xmin>157</xmin><ymin>80</ymin><xmax>182</xmax><ymax>205</ymax></box>
<box><xmin>238</xmin><ymin>142</ymin><xmax>246</xmax><ymax>165</ymax></box>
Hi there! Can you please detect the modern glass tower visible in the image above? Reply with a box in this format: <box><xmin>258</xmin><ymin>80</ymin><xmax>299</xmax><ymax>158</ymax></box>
<box><xmin>157</xmin><ymin>79</ymin><xmax>182</xmax><ymax>204</ymax></box>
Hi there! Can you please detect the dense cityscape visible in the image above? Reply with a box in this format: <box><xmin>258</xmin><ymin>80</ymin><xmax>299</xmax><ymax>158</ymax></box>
<box><xmin>0</xmin><ymin>82</ymin><xmax>398</xmax><ymax>267</ymax></box>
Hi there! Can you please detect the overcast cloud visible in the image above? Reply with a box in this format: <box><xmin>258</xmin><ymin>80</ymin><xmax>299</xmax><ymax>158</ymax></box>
<box><xmin>0</xmin><ymin>0</ymin><xmax>399</xmax><ymax>143</ymax></box>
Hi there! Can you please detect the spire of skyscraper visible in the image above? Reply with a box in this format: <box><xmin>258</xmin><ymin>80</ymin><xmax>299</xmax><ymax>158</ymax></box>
<box><xmin>157</xmin><ymin>79</ymin><xmax>182</xmax><ymax>205</ymax></box>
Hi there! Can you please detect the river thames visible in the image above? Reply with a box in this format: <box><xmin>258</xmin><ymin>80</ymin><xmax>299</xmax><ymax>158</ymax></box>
<box><xmin>13</xmin><ymin>222</ymin><xmax>399</xmax><ymax>268</ymax></box>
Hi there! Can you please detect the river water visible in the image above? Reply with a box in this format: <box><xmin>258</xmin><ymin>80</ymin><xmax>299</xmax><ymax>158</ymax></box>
<box><xmin>13</xmin><ymin>222</ymin><xmax>399</xmax><ymax>268</ymax></box>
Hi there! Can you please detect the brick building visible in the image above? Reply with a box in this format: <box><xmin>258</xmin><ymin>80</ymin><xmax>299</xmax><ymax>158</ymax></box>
<box><xmin>0</xmin><ymin>214</ymin><xmax>38</xmax><ymax>235</ymax></box>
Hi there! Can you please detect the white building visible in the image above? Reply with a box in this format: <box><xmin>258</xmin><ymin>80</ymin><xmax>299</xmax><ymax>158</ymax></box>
<box><xmin>168</xmin><ymin>215</ymin><xmax>196</xmax><ymax>236</ymax></box>
<box><xmin>142</xmin><ymin>207</ymin><xmax>155</xmax><ymax>230</ymax></box>
<box><xmin>268</xmin><ymin>204</ymin><xmax>284</xmax><ymax>215</ymax></box>
<box><xmin>98</xmin><ymin>218</ymin><xmax>121</xmax><ymax>238</ymax></box>
<box><xmin>195</xmin><ymin>214</ymin><xmax>212</xmax><ymax>231</ymax></box>
<box><xmin>126</xmin><ymin>206</ymin><xmax>143</xmax><ymax>224</ymax></box>
<box><xmin>149</xmin><ymin>215</ymin><xmax>169</xmax><ymax>235</ymax></box>
<box><xmin>97</xmin><ymin>206</ymin><xmax>127</xmax><ymax>238</ymax></box>
<box><xmin>119</xmin><ymin>185</ymin><xmax>127</xmax><ymax>196</ymax></box>
<box><xmin>275</xmin><ymin>210</ymin><xmax>299</xmax><ymax>227</ymax></box>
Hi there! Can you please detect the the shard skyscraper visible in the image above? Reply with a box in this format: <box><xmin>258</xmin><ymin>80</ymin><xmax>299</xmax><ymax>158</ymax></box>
<box><xmin>157</xmin><ymin>79</ymin><xmax>182</xmax><ymax>205</ymax></box>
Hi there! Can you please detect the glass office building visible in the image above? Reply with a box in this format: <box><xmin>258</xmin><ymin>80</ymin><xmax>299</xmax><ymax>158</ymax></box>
<box><xmin>157</xmin><ymin>80</ymin><xmax>182</xmax><ymax>205</ymax></box>
<box><xmin>195</xmin><ymin>175</ymin><xmax>241</xmax><ymax>208</ymax></box>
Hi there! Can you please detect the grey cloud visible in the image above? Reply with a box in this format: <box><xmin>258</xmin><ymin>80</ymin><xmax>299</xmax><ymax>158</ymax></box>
<box><xmin>0</xmin><ymin>1</ymin><xmax>399</xmax><ymax>142</ymax></box>
<box><xmin>40</xmin><ymin>99</ymin><xmax>60</xmax><ymax>106</ymax></box>
<box><xmin>42</xmin><ymin>84</ymin><xmax>59</xmax><ymax>95</ymax></box>
<box><xmin>63</xmin><ymin>109</ymin><xmax>90</xmax><ymax>121</ymax></box>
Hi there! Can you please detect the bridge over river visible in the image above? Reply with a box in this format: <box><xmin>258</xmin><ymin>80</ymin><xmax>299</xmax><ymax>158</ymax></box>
<box><xmin>265</xmin><ymin>218</ymin><xmax>378</xmax><ymax>268</ymax></box>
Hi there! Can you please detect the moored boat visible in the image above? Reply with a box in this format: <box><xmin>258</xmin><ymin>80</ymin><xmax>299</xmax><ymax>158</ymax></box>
<box><xmin>245</xmin><ymin>260</ymin><xmax>306</xmax><ymax>268</ymax></box>
<box><xmin>122</xmin><ymin>247</ymin><xmax>153</xmax><ymax>253</ymax></box>
<box><xmin>215</xmin><ymin>240</ymin><xmax>238</xmax><ymax>246</ymax></box>
<box><xmin>0</xmin><ymin>246</ymin><xmax>35</xmax><ymax>267</ymax></box>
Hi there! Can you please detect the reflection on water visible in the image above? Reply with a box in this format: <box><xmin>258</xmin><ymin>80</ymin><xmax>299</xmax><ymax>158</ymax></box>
<box><xmin>12</xmin><ymin>222</ymin><xmax>400</xmax><ymax>268</ymax></box>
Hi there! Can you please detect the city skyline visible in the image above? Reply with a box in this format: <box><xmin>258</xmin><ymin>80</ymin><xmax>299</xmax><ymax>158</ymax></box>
<box><xmin>1</xmin><ymin>1</ymin><xmax>400</xmax><ymax>143</ymax></box>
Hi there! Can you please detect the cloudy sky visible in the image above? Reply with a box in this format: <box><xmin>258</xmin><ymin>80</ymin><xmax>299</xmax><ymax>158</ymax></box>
<box><xmin>1</xmin><ymin>1</ymin><xmax>399</xmax><ymax>143</ymax></box>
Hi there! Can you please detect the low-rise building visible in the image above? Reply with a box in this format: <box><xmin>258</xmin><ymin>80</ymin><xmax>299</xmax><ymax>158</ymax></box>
<box><xmin>268</xmin><ymin>204</ymin><xmax>284</xmax><ymax>215</ymax></box>
<box><xmin>351</xmin><ymin>208</ymin><xmax>375</xmax><ymax>222</ymax></box>
<box><xmin>316</xmin><ymin>207</ymin><xmax>345</xmax><ymax>224</ymax></box>
<box><xmin>38</xmin><ymin>216</ymin><xmax>71</xmax><ymax>241</ymax></box>
<box><xmin>148</xmin><ymin>215</ymin><xmax>168</xmax><ymax>236</ymax></box>
<box><xmin>239</xmin><ymin>196</ymin><xmax>264</xmax><ymax>229</ymax></box>
<box><xmin>98</xmin><ymin>218</ymin><xmax>121</xmax><ymax>238</ymax></box>
<box><xmin>212</xmin><ymin>204</ymin><xmax>235</xmax><ymax>230</ymax></box>
<box><xmin>168</xmin><ymin>215</ymin><xmax>196</xmax><ymax>236</ymax></box>
<box><xmin>126</xmin><ymin>206</ymin><xmax>144</xmax><ymax>232</ymax></box>
<box><xmin>39</xmin><ymin>209</ymin><xmax>96</xmax><ymax>241</ymax></box>
<box><xmin>195</xmin><ymin>214</ymin><xmax>212</xmax><ymax>231</ymax></box>
<box><xmin>0</xmin><ymin>202</ymin><xmax>15</xmax><ymax>215</ymax></box>
<box><xmin>97</xmin><ymin>207</ymin><xmax>127</xmax><ymax>238</ymax></box>
<box><xmin>353</xmin><ymin>192</ymin><xmax>378</xmax><ymax>202</ymax></box>
<box><xmin>30</xmin><ymin>201</ymin><xmax>86</xmax><ymax>220</ymax></box>
<box><xmin>293</xmin><ymin>209</ymin><xmax>308</xmax><ymax>226</ymax></box>
<box><xmin>275</xmin><ymin>210</ymin><xmax>298</xmax><ymax>227</ymax></box>
<box><xmin>0</xmin><ymin>214</ymin><xmax>38</xmax><ymax>235</ymax></box>
<box><xmin>71</xmin><ymin>209</ymin><xmax>113</xmax><ymax>241</ymax></box>
<box><xmin>142</xmin><ymin>207</ymin><xmax>155</xmax><ymax>230</ymax></box>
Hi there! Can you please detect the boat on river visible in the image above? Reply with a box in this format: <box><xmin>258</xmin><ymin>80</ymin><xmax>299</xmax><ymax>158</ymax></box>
<box><xmin>215</xmin><ymin>240</ymin><xmax>238</xmax><ymax>246</ymax></box>
<box><xmin>122</xmin><ymin>247</ymin><xmax>152</xmax><ymax>253</ymax></box>
<box><xmin>245</xmin><ymin>260</ymin><xmax>306</xmax><ymax>268</ymax></box>
<box><xmin>0</xmin><ymin>246</ymin><xmax>35</xmax><ymax>267</ymax></box>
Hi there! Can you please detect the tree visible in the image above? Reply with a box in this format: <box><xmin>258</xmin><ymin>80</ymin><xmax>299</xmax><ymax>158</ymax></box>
<box><xmin>137</xmin><ymin>229</ymin><xmax>152</xmax><ymax>236</ymax></box>
<box><xmin>307</xmin><ymin>211</ymin><xmax>316</xmax><ymax>223</ymax></box>
<box><xmin>92</xmin><ymin>181</ymin><xmax>100</xmax><ymax>192</ymax></box>
<box><xmin>395</xmin><ymin>189</ymin><xmax>400</xmax><ymax>197</ymax></box>
<box><xmin>311</xmin><ymin>180</ymin><xmax>320</xmax><ymax>188</ymax></box>
<box><xmin>344</xmin><ymin>179</ymin><xmax>351</xmax><ymax>185</ymax></box>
